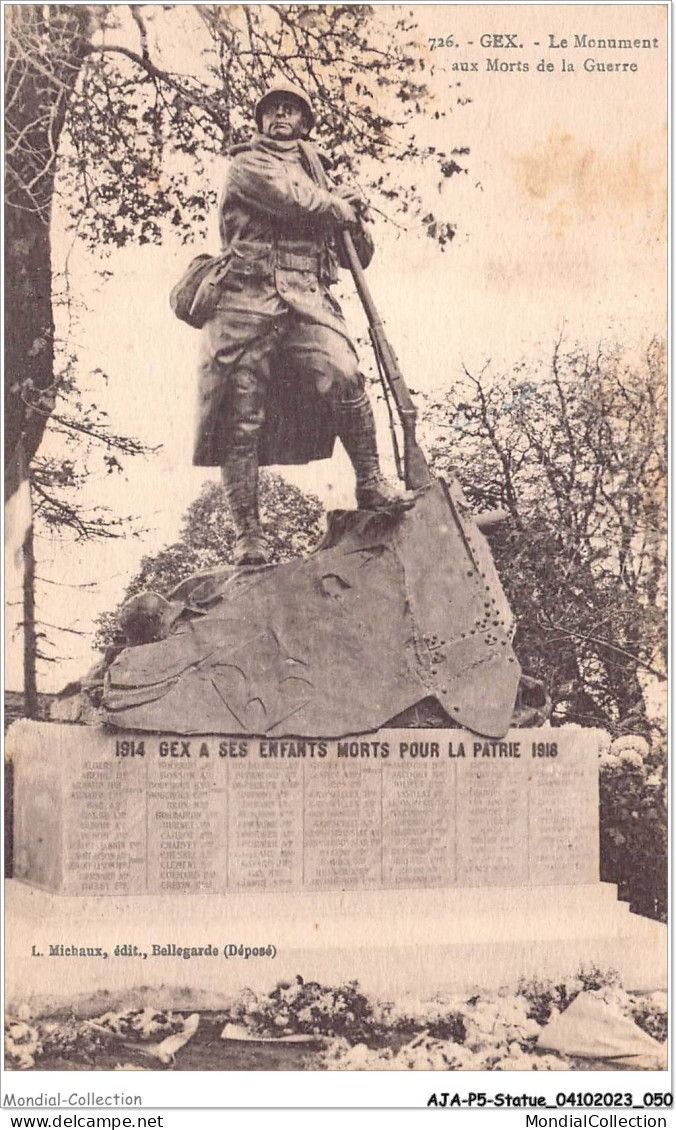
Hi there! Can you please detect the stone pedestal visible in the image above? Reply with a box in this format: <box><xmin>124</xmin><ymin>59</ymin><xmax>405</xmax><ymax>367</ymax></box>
<box><xmin>5</xmin><ymin>720</ymin><xmax>667</xmax><ymax>1015</ymax></box>
<box><xmin>5</xmin><ymin>881</ymin><xmax>667</xmax><ymax>1017</ymax></box>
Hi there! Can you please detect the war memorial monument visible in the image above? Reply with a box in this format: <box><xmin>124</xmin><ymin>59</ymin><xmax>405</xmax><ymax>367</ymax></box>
<box><xmin>5</xmin><ymin>73</ymin><xmax>667</xmax><ymax>1069</ymax></box>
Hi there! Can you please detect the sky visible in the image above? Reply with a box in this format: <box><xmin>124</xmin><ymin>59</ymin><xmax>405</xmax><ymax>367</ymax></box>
<box><xmin>5</xmin><ymin>3</ymin><xmax>667</xmax><ymax>692</ymax></box>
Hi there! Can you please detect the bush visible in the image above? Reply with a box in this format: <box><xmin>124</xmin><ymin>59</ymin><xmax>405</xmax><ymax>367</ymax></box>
<box><xmin>599</xmin><ymin>738</ymin><xmax>667</xmax><ymax>922</ymax></box>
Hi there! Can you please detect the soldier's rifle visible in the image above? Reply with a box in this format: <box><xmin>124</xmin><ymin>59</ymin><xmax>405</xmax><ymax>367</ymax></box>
<box><xmin>341</xmin><ymin>229</ymin><xmax>508</xmax><ymax>534</ymax></box>
<box><xmin>339</xmin><ymin>229</ymin><xmax>433</xmax><ymax>492</ymax></box>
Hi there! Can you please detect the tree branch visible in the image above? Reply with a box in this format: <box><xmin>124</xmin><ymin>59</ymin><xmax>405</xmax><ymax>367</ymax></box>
<box><xmin>83</xmin><ymin>42</ymin><xmax>224</xmax><ymax>126</ymax></box>
<box><xmin>543</xmin><ymin>620</ymin><xmax>666</xmax><ymax>682</ymax></box>
<box><xmin>129</xmin><ymin>5</ymin><xmax>150</xmax><ymax>61</ymax></box>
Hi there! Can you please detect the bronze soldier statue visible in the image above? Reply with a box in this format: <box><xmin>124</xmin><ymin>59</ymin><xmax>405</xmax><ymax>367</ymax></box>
<box><xmin>194</xmin><ymin>82</ymin><xmax>412</xmax><ymax>566</ymax></box>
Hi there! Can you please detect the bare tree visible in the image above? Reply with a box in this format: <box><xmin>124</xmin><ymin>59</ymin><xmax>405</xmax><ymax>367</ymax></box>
<box><xmin>427</xmin><ymin>338</ymin><xmax>667</xmax><ymax>734</ymax></box>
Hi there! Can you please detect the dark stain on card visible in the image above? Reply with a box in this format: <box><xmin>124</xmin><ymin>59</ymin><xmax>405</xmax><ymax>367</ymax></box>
<box><xmin>511</xmin><ymin>128</ymin><xmax>666</xmax><ymax>236</ymax></box>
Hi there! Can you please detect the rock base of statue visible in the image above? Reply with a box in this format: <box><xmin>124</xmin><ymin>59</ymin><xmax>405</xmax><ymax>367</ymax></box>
<box><xmin>62</xmin><ymin>480</ymin><xmax>522</xmax><ymax>739</ymax></box>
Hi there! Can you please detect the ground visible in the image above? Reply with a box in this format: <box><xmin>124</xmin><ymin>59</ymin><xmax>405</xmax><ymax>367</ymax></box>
<box><xmin>6</xmin><ymin>973</ymin><xmax>667</xmax><ymax>1072</ymax></box>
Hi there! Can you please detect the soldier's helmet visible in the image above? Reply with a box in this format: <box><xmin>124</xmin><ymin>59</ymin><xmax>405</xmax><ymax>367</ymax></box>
<box><xmin>254</xmin><ymin>82</ymin><xmax>315</xmax><ymax>132</ymax></box>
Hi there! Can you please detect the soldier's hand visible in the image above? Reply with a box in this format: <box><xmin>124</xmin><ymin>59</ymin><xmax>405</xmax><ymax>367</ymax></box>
<box><xmin>330</xmin><ymin>194</ymin><xmax>359</xmax><ymax>226</ymax></box>
<box><xmin>334</xmin><ymin>184</ymin><xmax>362</xmax><ymax>207</ymax></box>
<box><xmin>334</xmin><ymin>184</ymin><xmax>370</xmax><ymax>218</ymax></box>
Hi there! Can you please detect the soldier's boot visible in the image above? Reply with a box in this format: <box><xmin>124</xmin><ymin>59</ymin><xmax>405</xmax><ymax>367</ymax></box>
<box><xmin>338</xmin><ymin>391</ymin><xmax>415</xmax><ymax>512</ymax></box>
<box><xmin>221</xmin><ymin>369</ymin><xmax>268</xmax><ymax>566</ymax></box>
<box><xmin>220</xmin><ymin>452</ymin><xmax>268</xmax><ymax>567</ymax></box>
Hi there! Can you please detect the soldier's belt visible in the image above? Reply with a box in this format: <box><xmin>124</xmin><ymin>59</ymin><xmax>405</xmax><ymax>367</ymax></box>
<box><xmin>228</xmin><ymin>240</ymin><xmax>324</xmax><ymax>276</ymax></box>
<box><xmin>277</xmin><ymin>249</ymin><xmax>322</xmax><ymax>272</ymax></box>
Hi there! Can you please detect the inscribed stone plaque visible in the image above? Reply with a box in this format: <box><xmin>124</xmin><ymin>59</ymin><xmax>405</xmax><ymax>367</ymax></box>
<box><xmin>64</xmin><ymin>755</ymin><xmax>146</xmax><ymax>895</ymax></box>
<box><xmin>528</xmin><ymin>755</ymin><xmax>598</xmax><ymax>885</ymax></box>
<box><xmin>227</xmin><ymin>759</ymin><xmax>302</xmax><ymax>891</ymax></box>
<box><xmin>303</xmin><ymin>760</ymin><xmax>382</xmax><ymax>890</ymax></box>
<box><xmin>9</xmin><ymin>722</ymin><xmax>604</xmax><ymax>895</ymax></box>
<box><xmin>382</xmin><ymin>759</ymin><xmax>455</xmax><ymax>887</ymax></box>
<box><xmin>147</xmin><ymin>756</ymin><xmax>228</xmax><ymax>893</ymax></box>
<box><xmin>456</xmin><ymin>755</ymin><xmax>529</xmax><ymax>887</ymax></box>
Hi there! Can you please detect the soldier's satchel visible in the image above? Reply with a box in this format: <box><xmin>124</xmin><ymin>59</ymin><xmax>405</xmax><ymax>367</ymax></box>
<box><xmin>170</xmin><ymin>253</ymin><xmax>229</xmax><ymax>329</ymax></box>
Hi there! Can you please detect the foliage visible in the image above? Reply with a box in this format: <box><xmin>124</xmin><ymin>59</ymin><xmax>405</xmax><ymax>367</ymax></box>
<box><xmin>599</xmin><ymin>738</ymin><xmax>667</xmax><ymax>923</ymax></box>
<box><xmin>95</xmin><ymin>472</ymin><xmax>324</xmax><ymax>648</ymax></box>
<box><xmin>5</xmin><ymin>5</ymin><xmax>93</xmax><ymax>498</ymax></box>
<box><xmin>56</xmin><ymin>5</ymin><xmax>466</xmax><ymax>251</ymax></box>
<box><xmin>229</xmin><ymin>975</ymin><xmax>464</xmax><ymax>1049</ymax></box>
<box><xmin>30</xmin><ymin>360</ymin><xmax>155</xmax><ymax>543</ymax></box>
<box><xmin>228</xmin><ymin>975</ymin><xmax>549</xmax><ymax>1055</ymax></box>
<box><xmin>425</xmin><ymin>337</ymin><xmax>667</xmax><ymax>734</ymax></box>
<box><xmin>18</xmin><ymin>349</ymin><xmax>155</xmax><ymax>677</ymax></box>
<box><xmin>322</xmin><ymin>1035</ymin><xmax>569</xmax><ymax>1071</ymax></box>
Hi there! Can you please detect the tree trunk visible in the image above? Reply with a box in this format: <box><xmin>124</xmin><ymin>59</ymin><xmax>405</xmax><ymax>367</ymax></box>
<box><xmin>5</xmin><ymin>6</ymin><xmax>94</xmax><ymax>706</ymax></box>
<box><xmin>22</xmin><ymin>496</ymin><xmax>39</xmax><ymax>720</ymax></box>
<box><xmin>4</xmin><ymin>5</ymin><xmax>93</xmax><ymax>502</ymax></box>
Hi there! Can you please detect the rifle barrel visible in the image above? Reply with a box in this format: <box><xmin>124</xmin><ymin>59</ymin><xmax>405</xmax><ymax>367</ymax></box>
<box><xmin>341</xmin><ymin>232</ymin><xmax>420</xmax><ymax>421</ymax></box>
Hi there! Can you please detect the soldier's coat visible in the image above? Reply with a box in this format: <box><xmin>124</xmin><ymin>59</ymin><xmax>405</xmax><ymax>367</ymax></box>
<box><xmin>194</xmin><ymin>136</ymin><xmax>373</xmax><ymax>468</ymax></box>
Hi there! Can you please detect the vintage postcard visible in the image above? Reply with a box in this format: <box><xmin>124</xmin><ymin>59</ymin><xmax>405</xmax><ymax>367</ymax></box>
<box><xmin>3</xmin><ymin>0</ymin><xmax>669</xmax><ymax>1115</ymax></box>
